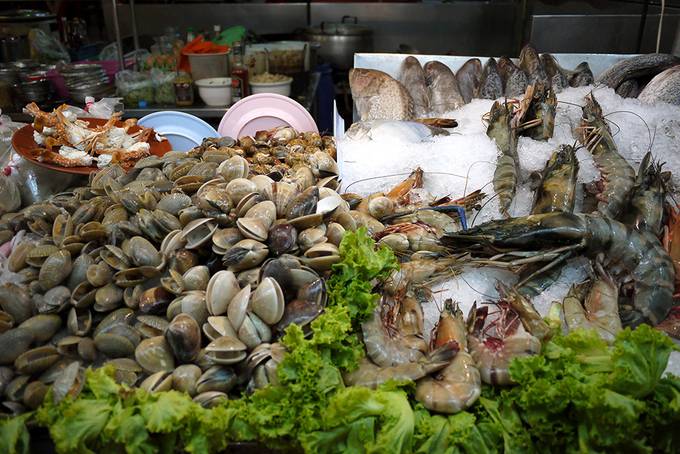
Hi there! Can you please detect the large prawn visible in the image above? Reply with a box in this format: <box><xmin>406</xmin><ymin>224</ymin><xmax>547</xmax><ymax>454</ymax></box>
<box><xmin>444</xmin><ymin>212</ymin><xmax>676</xmax><ymax>327</ymax></box>
<box><xmin>577</xmin><ymin>92</ymin><xmax>635</xmax><ymax>219</ymax></box>
<box><xmin>361</xmin><ymin>298</ymin><xmax>429</xmax><ymax>367</ymax></box>
<box><xmin>621</xmin><ymin>151</ymin><xmax>667</xmax><ymax>235</ymax></box>
<box><xmin>486</xmin><ymin>101</ymin><xmax>519</xmax><ymax>218</ymax></box>
<box><xmin>562</xmin><ymin>261</ymin><xmax>622</xmax><ymax>343</ymax></box>
<box><xmin>517</xmin><ymin>143</ymin><xmax>579</xmax><ymax>298</ymax></box>
<box><xmin>466</xmin><ymin>302</ymin><xmax>541</xmax><ymax>386</ymax></box>
<box><xmin>415</xmin><ymin>300</ymin><xmax>481</xmax><ymax>413</ymax></box>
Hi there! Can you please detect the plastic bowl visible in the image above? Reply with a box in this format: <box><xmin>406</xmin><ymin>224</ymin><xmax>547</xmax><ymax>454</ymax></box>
<box><xmin>250</xmin><ymin>78</ymin><xmax>293</xmax><ymax>97</ymax></box>
<box><xmin>195</xmin><ymin>77</ymin><xmax>232</xmax><ymax>106</ymax></box>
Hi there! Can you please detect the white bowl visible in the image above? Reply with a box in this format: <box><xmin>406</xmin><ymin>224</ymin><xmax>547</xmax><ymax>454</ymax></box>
<box><xmin>250</xmin><ymin>78</ymin><xmax>293</xmax><ymax>97</ymax></box>
<box><xmin>195</xmin><ymin>77</ymin><xmax>232</xmax><ymax>106</ymax></box>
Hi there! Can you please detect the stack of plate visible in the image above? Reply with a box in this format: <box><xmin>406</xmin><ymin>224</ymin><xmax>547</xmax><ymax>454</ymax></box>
<box><xmin>60</xmin><ymin>63</ymin><xmax>113</xmax><ymax>103</ymax></box>
<box><xmin>14</xmin><ymin>62</ymin><xmax>52</xmax><ymax>104</ymax></box>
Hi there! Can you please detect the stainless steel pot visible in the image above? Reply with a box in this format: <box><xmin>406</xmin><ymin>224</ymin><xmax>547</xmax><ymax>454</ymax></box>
<box><xmin>304</xmin><ymin>16</ymin><xmax>373</xmax><ymax>70</ymax></box>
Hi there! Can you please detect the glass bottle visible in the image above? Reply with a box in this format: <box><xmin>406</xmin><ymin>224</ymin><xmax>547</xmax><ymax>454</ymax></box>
<box><xmin>230</xmin><ymin>41</ymin><xmax>249</xmax><ymax>102</ymax></box>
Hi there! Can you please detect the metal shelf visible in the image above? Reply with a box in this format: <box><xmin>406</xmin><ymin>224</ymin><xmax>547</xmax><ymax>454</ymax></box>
<box><xmin>121</xmin><ymin>106</ymin><xmax>229</xmax><ymax>119</ymax></box>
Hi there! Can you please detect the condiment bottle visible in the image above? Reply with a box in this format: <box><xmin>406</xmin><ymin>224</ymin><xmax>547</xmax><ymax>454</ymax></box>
<box><xmin>230</xmin><ymin>41</ymin><xmax>249</xmax><ymax>102</ymax></box>
<box><xmin>174</xmin><ymin>71</ymin><xmax>194</xmax><ymax>106</ymax></box>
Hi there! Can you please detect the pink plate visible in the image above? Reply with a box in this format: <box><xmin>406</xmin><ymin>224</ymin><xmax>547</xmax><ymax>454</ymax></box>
<box><xmin>218</xmin><ymin>93</ymin><xmax>318</xmax><ymax>138</ymax></box>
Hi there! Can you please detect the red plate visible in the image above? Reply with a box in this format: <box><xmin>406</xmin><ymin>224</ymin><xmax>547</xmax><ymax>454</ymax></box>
<box><xmin>11</xmin><ymin>118</ymin><xmax>172</xmax><ymax>175</ymax></box>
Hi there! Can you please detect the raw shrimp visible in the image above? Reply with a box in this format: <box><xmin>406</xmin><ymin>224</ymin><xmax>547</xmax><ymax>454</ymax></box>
<box><xmin>577</xmin><ymin>92</ymin><xmax>635</xmax><ymax>219</ymax></box>
<box><xmin>486</xmin><ymin>101</ymin><xmax>518</xmax><ymax>217</ymax></box>
<box><xmin>498</xmin><ymin>282</ymin><xmax>552</xmax><ymax>341</ymax></box>
<box><xmin>663</xmin><ymin>204</ymin><xmax>680</xmax><ymax>295</ymax></box>
<box><xmin>531</xmin><ymin>144</ymin><xmax>579</xmax><ymax>214</ymax></box>
<box><xmin>415</xmin><ymin>300</ymin><xmax>481</xmax><ymax>413</ymax></box>
<box><xmin>563</xmin><ymin>262</ymin><xmax>622</xmax><ymax>343</ymax></box>
<box><xmin>362</xmin><ymin>303</ymin><xmax>427</xmax><ymax>367</ymax></box>
<box><xmin>386</xmin><ymin>167</ymin><xmax>424</xmax><ymax>206</ymax></box>
<box><xmin>398</xmin><ymin>294</ymin><xmax>424</xmax><ymax>337</ymax></box>
<box><xmin>444</xmin><ymin>212</ymin><xmax>676</xmax><ymax>326</ymax></box>
<box><xmin>466</xmin><ymin>302</ymin><xmax>541</xmax><ymax>386</ymax></box>
<box><xmin>621</xmin><ymin>151</ymin><xmax>666</xmax><ymax>235</ymax></box>
<box><xmin>383</xmin><ymin>256</ymin><xmax>463</xmax><ymax>295</ymax></box>
<box><xmin>343</xmin><ymin>342</ymin><xmax>457</xmax><ymax>389</ymax></box>
<box><xmin>513</xmin><ymin>84</ymin><xmax>556</xmax><ymax>141</ymax></box>
<box><xmin>377</xmin><ymin>222</ymin><xmax>446</xmax><ymax>254</ymax></box>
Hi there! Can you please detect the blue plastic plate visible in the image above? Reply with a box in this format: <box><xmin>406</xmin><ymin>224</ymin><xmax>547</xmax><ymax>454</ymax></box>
<box><xmin>137</xmin><ymin>111</ymin><xmax>218</xmax><ymax>152</ymax></box>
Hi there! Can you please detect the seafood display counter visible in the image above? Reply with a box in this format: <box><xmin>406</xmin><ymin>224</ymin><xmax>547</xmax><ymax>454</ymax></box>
<box><xmin>2</xmin><ymin>48</ymin><xmax>680</xmax><ymax>454</ymax></box>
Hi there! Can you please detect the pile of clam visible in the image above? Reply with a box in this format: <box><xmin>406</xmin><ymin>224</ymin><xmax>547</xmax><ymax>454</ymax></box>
<box><xmin>188</xmin><ymin>126</ymin><xmax>337</xmax><ymax>178</ymax></box>
<box><xmin>0</xmin><ymin>130</ymin><xmax>378</xmax><ymax>414</ymax></box>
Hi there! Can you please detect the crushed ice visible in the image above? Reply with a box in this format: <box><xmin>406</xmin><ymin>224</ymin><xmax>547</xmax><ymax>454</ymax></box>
<box><xmin>339</xmin><ymin>85</ymin><xmax>680</xmax><ymax>374</ymax></box>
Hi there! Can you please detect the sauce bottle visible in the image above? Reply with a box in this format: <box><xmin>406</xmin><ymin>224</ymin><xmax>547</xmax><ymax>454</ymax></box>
<box><xmin>230</xmin><ymin>41</ymin><xmax>249</xmax><ymax>102</ymax></box>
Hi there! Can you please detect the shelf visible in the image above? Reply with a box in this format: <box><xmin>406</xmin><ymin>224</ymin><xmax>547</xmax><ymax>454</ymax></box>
<box><xmin>121</xmin><ymin>105</ymin><xmax>229</xmax><ymax>119</ymax></box>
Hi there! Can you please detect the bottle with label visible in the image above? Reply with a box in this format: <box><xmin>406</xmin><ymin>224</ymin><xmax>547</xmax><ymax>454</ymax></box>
<box><xmin>186</xmin><ymin>27</ymin><xmax>195</xmax><ymax>43</ymax></box>
<box><xmin>174</xmin><ymin>71</ymin><xmax>194</xmax><ymax>106</ymax></box>
<box><xmin>212</xmin><ymin>25</ymin><xmax>222</xmax><ymax>42</ymax></box>
<box><xmin>230</xmin><ymin>41</ymin><xmax>249</xmax><ymax>103</ymax></box>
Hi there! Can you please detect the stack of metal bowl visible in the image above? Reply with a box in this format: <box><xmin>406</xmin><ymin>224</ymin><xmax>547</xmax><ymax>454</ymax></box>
<box><xmin>13</xmin><ymin>61</ymin><xmax>52</xmax><ymax>104</ymax></box>
<box><xmin>60</xmin><ymin>63</ymin><xmax>113</xmax><ymax>103</ymax></box>
<box><xmin>0</xmin><ymin>64</ymin><xmax>18</xmax><ymax>110</ymax></box>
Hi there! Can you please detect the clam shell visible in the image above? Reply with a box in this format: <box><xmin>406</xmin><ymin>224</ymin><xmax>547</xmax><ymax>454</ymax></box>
<box><xmin>165</xmin><ymin>314</ymin><xmax>201</xmax><ymax>363</ymax></box>
<box><xmin>206</xmin><ymin>271</ymin><xmax>240</xmax><ymax>316</ymax></box>
<box><xmin>251</xmin><ymin>277</ymin><xmax>284</xmax><ymax>325</ymax></box>
<box><xmin>172</xmin><ymin>364</ymin><xmax>202</xmax><ymax>396</ymax></box>
<box><xmin>134</xmin><ymin>336</ymin><xmax>175</xmax><ymax>373</ymax></box>
<box><xmin>227</xmin><ymin>285</ymin><xmax>251</xmax><ymax>331</ymax></box>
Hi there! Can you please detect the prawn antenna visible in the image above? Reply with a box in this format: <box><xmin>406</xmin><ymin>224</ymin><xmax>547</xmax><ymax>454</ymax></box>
<box><xmin>556</xmin><ymin>100</ymin><xmax>584</xmax><ymax>109</ymax></box>
<box><xmin>605</xmin><ymin>110</ymin><xmax>653</xmax><ymax>152</ymax></box>
<box><xmin>471</xmin><ymin>192</ymin><xmax>502</xmax><ymax>227</ymax></box>
<box><xmin>459</xmin><ymin>274</ymin><xmax>497</xmax><ymax>299</ymax></box>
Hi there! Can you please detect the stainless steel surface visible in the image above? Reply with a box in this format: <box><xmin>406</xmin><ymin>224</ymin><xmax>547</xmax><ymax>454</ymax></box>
<box><xmin>129</xmin><ymin>0</ymin><xmax>140</xmax><ymax>68</ymax></box>
<box><xmin>305</xmin><ymin>17</ymin><xmax>373</xmax><ymax>70</ymax></box>
<box><xmin>111</xmin><ymin>0</ymin><xmax>125</xmax><ymax>71</ymax></box>
<box><xmin>101</xmin><ymin>2</ymin><xmax>308</xmax><ymax>40</ymax></box>
<box><xmin>311</xmin><ymin>2</ymin><xmax>518</xmax><ymax>56</ymax></box>
<box><xmin>122</xmin><ymin>106</ymin><xmax>229</xmax><ymax>119</ymax></box>
<box><xmin>529</xmin><ymin>14</ymin><xmax>643</xmax><ymax>53</ymax></box>
<box><xmin>640</xmin><ymin>7</ymin><xmax>680</xmax><ymax>53</ymax></box>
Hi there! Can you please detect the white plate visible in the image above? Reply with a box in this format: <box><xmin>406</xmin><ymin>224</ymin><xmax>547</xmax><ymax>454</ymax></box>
<box><xmin>138</xmin><ymin>111</ymin><xmax>218</xmax><ymax>151</ymax></box>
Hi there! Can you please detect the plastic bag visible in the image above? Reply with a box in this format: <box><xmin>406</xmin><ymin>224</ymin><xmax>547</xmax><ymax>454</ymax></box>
<box><xmin>0</xmin><ymin>114</ymin><xmax>23</xmax><ymax>215</ymax></box>
<box><xmin>0</xmin><ymin>112</ymin><xmax>79</xmax><ymax>207</ymax></box>
<box><xmin>116</xmin><ymin>70</ymin><xmax>153</xmax><ymax>107</ymax></box>
<box><xmin>151</xmin><ymin>69</ymin><xmax>176</xmax><ymax>105</ymax></box>
<box><xmin>85</xmin><ymin>97</ymin><xmax>122</xmax><ymax>118</ymax></box>
<box><xmin>28</xmin><ymin>29</ymin><xmax>70</xmax><ymax>63</ymax></box>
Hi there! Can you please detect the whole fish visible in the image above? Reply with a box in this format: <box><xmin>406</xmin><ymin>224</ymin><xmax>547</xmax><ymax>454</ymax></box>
<box><xmin>476</xmin><ymin>58</ymin><xmax>503</xmax><ymax>100</ymax></box>
<box><xmin>616</xmin><ymin>79</ymin><xmax>640</xmax><ymax>98</ymax></box>
<box><xmin>597</xmin><ymin>53</ymin><xmax>680</xmax><ymax>90</ymax></box>
<box><xmin>540</xmin><ymin>54</ymin><xmax>569</xmax><ymax>92</ymax></box>
<box><xmin>424</xmin><ymin>61</ymin><xmax>465</xmax><ymax>114</ymax></box>
<box><xmin>497</xmin><ymin>56</ymin><xmax>528</xmax><ymax>97</ymax></box>
<box><xmin>345</xmin><ymin>120</ymin><xmax>449</xmax><ymax>142</ymax></box>
<box><xmin>638</xmin><ymin>65</ymin><xmax>680</xmax><ymax>105</ymax></box>
<box><xmin>568</xmin><ymin>62</ymin><xmax>594</xmax><ymax>87</ymax></box>
<box><xmin>349</xmin><ymin>68</ymin><xmax>414</xmax><ymax>121</ymax></box>
<box><xmin>519</xmin><ymin>44</ymin><xmax>549</xmax><ymax>88</ymax></box>
<box><xmin>456</xmin><ymin>58</ymin><xmax>482</xmax><ymax>103</ymax></box>
<box><xmin>398</xmin><ymin>56</ymin><xmax>430</xmax><ymax>117</ymax></box>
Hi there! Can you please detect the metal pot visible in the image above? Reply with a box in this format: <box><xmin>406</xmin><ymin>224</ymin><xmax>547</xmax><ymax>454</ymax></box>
<box><xmin>304</xmin><ymin>16</ymin><xmax>373</xmax><ymax>70</ymax></box>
